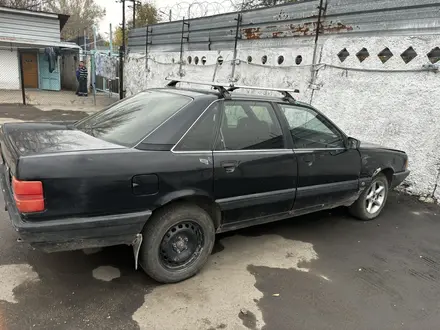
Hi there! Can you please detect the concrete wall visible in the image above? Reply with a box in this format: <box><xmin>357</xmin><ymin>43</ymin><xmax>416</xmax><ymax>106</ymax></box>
<box><xmin>124</xmin><ymin>2</ymin><xmax>440</xmax><ymax>200</ymax></box>
<box><xmin>61</xmin><ymin>53</ymin><xmax>79</xmax><ymax>91</ymax></box>
<box><xmin>0</xmin><ymin>49</ymin><xmax>20</xmax><ymax>90</ymax></box>
<box><xmin>61</xmin><ymin>53</ymin><xmax>92</xmax><ymax>92</ymax></box>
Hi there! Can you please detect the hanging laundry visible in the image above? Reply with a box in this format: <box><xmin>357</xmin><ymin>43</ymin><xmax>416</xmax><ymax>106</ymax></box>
<box><xmin>95</xmin><ymin>52</ymin><xmax>117</xmax><ymax>79</ymax></box>
<box><xmin>44</xmin><ymin>47</ymin><xmax>57</xmax><ymax>73</ymax></box>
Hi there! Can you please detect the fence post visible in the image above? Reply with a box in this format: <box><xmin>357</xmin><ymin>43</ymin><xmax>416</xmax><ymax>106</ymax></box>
<box><xmin>91</xmin><ymin>51</ymin><xmax>96</xmax><ymax>106</ymax></box>
<box><xmin>18</xmin><ymin>52</ymin><xmax>26</xmax><ymax>105</ymax></box>
<box><xmin>310</xmin><ymin>0</ymin><xmax>326</xmax><ymax>86</ymax></box>
<box><xmin>230</xmin><ymin>13</ymin><xmax>242</xmax><ymax>83</ymax></box>
<box><xmin>119</xmin><ymin>46</ymin><xmax>124</xmax><ymax>99</ymax></box>
<box><xmin>179</xmin><ymin>17</ymin><xmax>190</xmax><ymax>77</ymax></box>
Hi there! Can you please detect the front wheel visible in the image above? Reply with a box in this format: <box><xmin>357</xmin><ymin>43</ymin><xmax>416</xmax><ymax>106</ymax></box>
<box><xmin>349</xmin><ymin>173</ymin><xmax>389</xmax><ymax>221</ymax></box>
<box><xmin>139</xmin><ymin>203</ymin><xmax>215</xmax><ymax>283</ymax></box>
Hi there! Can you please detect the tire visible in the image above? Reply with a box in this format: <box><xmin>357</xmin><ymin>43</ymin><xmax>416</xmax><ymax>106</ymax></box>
<box><xmin>139</xmin><ymin>203</ymin><xmax>215</xmax><ymax>283</ymax></box>
<box><xmin>349</xmin><ymin>173</ymin><xmax>389</xmax><ymax>221</ymax></box>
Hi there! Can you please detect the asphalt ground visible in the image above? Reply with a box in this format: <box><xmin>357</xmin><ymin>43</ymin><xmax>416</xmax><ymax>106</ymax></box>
<box><xmin>0</xmin><ymin>192</ymin><xmax>439</xmax><ymax>330</ymax></box>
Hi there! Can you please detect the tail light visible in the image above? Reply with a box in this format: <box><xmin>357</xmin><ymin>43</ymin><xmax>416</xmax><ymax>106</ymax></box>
<box><xmin>12</xmin><ymin>177</ymin><xmax>44</xmax><ymax>213</ymax></box>
<box><xmin>404</xmin><ymin>158</ymin><xmax>409</xmax><ymax>170</ymax></box>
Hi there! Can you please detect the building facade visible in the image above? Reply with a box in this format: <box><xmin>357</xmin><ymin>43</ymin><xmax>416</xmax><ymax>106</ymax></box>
<box><xmin>0</xmin><ymin>6</ymin><xmax>79</xmax><ymax>92</ymax></box>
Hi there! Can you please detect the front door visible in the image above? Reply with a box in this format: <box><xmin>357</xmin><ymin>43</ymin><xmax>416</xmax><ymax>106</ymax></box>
<box><xmin>277</xmin><ymin>103</ymin><xmax>361</xmax><ymax>213</ymax></box>
<box><xmin>21</xmin><ymin>53</ymin><xmax>38</xmax><ymax>89</ymax></box>
<box><xmin>213</xmin><ymin>100</ymin><xmax>297</xmax><ymax>225</ymax></box>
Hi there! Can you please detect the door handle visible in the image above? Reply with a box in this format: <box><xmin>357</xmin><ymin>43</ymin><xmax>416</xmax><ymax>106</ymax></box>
<box><xmin>221</xmin><ymin>161</ymin><xmax>238</xmax><ymax>173</ymax></box>
<box><xmin>302</xmin><ymin>154</ymin><xmax>315</xmax><ymax>164</ymax></box>
<box><xmin>329</xmin><ymin>149</ymin><xmax>345</xmax><ymax>156</ymax></box>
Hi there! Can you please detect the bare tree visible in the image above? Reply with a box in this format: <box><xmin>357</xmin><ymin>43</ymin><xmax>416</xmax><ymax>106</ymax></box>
<box><xmin>0</xmin><ymin>0</ymin><xmax>46</xmax><ymax>10</ymax></box>
<box><xmin>44</xmin><ymin>0</ymin><xmax>105</xmax><ymax>40</ymax></box>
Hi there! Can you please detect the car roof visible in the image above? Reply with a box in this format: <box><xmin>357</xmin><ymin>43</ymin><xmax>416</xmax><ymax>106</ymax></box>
<box><xmin>153</xmin><ymin>87</ymin><xmax>310</xmax><ymax>107</ymax></box>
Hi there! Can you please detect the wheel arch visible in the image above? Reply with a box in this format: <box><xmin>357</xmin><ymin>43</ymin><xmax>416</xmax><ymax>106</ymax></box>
<box><xmin>380</xmin><ymin>168</ymin><xmax>394</xmax><ymax>186</ymax></box>
<box><xmin>152</xmin><ymin>190</ymin><xmax>222</xmax><ymax>230</ymax></box>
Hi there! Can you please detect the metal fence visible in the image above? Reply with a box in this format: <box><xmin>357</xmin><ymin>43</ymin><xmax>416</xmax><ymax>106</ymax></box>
<box><xmin>128</xmin><ymin>0</ymin><xmax>440</xmax><ymax>54</ymax></box>
<box><xmin>95</xmin><ymin>51</ymin><xmax>120</xmax><ymax>98</ymax></box>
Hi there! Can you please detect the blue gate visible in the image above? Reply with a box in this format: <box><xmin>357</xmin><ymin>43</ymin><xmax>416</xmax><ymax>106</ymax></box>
<box><xmin>38</xmin><ymin>52</ymin><xmax>61</xmax><ymax>91</ymax></box>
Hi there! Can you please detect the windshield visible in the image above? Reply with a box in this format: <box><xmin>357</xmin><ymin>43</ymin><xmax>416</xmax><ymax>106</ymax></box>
<box><xmin>74</xmin><ymin>91</ymin><xmax>192</xmax><ymax>147</ymax></box>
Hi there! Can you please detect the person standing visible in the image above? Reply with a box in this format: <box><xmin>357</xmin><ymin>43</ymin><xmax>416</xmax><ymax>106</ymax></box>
<box><xmin>78</xmin><ymin>61</ymin><xmax>88</xmax><ymax>97</ymax></box>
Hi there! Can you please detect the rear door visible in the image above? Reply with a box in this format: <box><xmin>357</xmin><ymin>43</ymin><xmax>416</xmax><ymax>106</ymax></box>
<box><xmin>277</xmin><ymin>103</ymin><xmax>361</xmax><ymax>213</ymax></box>
<box><xmin>213</xmin><ymin>100</ymin><xmax>297</xmax><ymax>225</ymax></box>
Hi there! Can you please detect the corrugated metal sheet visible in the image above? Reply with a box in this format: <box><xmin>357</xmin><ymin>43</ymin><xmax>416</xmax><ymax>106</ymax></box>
<box><xmin>128</xmin><ymin>0</ymin><xmax>440</xmax><ymax>54</ymax></box>
<box><xmin>0</xmin><ymin>9</ymin><xmax>61</xmax><ymax>45</ymax></box>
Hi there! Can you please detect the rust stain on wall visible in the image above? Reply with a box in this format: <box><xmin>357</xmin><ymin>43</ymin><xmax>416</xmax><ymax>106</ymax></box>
<box><xmin>241</xmin><ymin>21</ymin><xmax>354</xmax><ymax>39</ymax></box>
<box><xmin>322</xmin><ymin>22</ymin><xmax>354</xmax><ymax>33</ymax></box>
<box><xmin>242</xmin><ymin>27</ymin><xmax>262</xmax><ymax>40</ymax></box>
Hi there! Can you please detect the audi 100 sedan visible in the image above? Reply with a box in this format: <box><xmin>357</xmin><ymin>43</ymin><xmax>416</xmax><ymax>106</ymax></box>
<box><xmin>0</xmin><ymin>79</ymin><xmax>409</xmax><ymax>283</ymax></box>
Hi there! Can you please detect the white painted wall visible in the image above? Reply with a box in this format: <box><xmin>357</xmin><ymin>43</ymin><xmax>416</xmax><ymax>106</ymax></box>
<box><xmin>0</xmin><ymin>49</ymin><xmax>20</xmax><ymax>90</ymax></box>
<box><xmin>312</xmin><ymin>35</ymin><xmax>440</xmax><ymax>200</ymax></box>
<box><xmin>124</xmin><ymin>34</ymin><xmax>440</xmax><ymax>200</ymax></box>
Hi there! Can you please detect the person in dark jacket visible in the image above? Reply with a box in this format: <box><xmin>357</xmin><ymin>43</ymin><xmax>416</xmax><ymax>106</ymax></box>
<box><xmin>78</xmin><ymin>61</ymin><xmax>88</xmax><ymax>97</ymax></box>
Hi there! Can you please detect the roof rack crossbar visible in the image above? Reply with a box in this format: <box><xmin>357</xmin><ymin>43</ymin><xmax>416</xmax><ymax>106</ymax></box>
<box><xmin>166</xmin><ymin>80</ymin><xmax>179</xmax><ymax>87</ymax></box>
<box><xmin>167</xmin><ymin>79</ymin><xmax>231</xmax><ymax>99</ymax></box>
<box><xmin>280</xmin><ymin>91</ymin><xmax>296</xmax><ymax>103</ymax></box>
<box><xmin>212</xmin><ymin>85</ymin><xmax>231</xmax><ymax>99</ymax></box>
<box><xmin>165</xmin><ymin>78</ymin><xmax>299</xmax><ymax>103</ymax></box>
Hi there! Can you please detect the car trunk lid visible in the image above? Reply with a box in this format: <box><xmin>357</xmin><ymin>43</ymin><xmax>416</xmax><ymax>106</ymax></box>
<box><xmin>0</xmin><ymin>122</ymin><xmax>123</xmax><ymax>177</ymax></box>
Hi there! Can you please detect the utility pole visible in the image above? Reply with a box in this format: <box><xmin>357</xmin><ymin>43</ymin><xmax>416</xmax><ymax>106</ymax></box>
<box><xmin>116</xmin><ymin>0</ymin><xmax>127</xmax><ymax>51</ymax></box>
<box><xmin>122</xmin><ymin>0</ymin><xmax>126</xmax><ymax>52</ymax></box>
<box><xmin>117</xmin><ymin>0</ymin><xmax>126</xmax><ymax>100</ymax></box>
<box><xmin>127</xmin><ymin>0</ymin><xmax>138</xmax><ymax>29</ymax></box>
<box><xmin>132</xmin><ymin>0</ymin><xmax>136</xmax><ymax>28</ymax></box>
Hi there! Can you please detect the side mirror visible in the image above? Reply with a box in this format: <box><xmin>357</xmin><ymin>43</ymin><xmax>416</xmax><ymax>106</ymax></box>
<box><xmin>346</xmin><ymin>137</ymin><xmax>360</xmax><ymax>149</ymax></box>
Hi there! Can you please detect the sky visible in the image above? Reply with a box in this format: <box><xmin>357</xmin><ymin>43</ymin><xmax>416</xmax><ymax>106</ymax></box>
<box><xmin>95</xmin><ymin>0</ymin><xmax>235</xmax><ymax>34</ymax></box>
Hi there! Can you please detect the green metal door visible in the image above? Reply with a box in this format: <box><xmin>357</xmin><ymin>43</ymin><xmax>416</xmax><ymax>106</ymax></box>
<box><xmin>38</xmin><ymin>52</ymin><xmax>61</xmax><ymax>91</ymax></box>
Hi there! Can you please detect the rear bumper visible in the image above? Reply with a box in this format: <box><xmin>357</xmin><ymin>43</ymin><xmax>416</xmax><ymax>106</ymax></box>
<box><xmin>391</xmin><ymin>170</ymin><xmax>410</xmax><ymax>189</ymax></box>
<box><xmin>0</xmin><ymin>164</ymin><xmax>151</xmax><ymax>252</ymax></box>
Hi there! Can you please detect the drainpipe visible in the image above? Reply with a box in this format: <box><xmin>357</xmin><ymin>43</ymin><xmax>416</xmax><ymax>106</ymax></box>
<box><xmin>83</xmin><ymin>29</ymin><xmax>87</xmax><ymax>54</ymax></box>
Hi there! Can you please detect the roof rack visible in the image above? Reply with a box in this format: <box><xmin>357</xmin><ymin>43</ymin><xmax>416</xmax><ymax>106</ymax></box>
<box><xmin>165</xmin><ymin>78</ymin><xmax>299</xmax><ymax>103</ymax></box>
<box><xmin>166</xmin><ymin>78</ymin><xmax>232</xmax><ymax>99</ymax></box>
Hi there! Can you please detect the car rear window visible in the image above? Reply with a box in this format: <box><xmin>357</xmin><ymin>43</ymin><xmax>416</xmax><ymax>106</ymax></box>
<box><xmin>74</xmin><ymin>91</ymin><xmax>192</xmax><ymax>147</ymax></box>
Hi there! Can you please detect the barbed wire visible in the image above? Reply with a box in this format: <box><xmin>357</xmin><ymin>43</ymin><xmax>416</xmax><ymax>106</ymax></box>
<box><xmin>157</xmin><ymin>1</ymin><xmax>239</xmax><ymax>21</ymax></box>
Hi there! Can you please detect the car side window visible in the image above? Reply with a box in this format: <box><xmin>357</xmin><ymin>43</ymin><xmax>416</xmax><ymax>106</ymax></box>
<box><xmin>279</xmin><ymin>104</ymin><xmax>345</xmax><ymax>149</ymax></box>
<box><xmin>174</xmin><ymin>103</ymin><xmax>219</xmax><ymax>151</ymax></box>
<box><xmin>217</xmin><ymin>101</ymin><xmax>284</xmax><ymax>150</ymax></box>
<box><xmin>224</xmin><ymin>105</ymin><xmax>247</xmax><ymax>128</ymax></box>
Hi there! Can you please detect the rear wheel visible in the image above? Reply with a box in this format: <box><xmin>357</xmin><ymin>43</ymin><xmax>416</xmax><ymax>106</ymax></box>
<box><xmin>349</xmin><ymin>174</ymin><xmax>389</xmax><ymax>221</ymax></box>
<box><xmin>139</xmin><ymin>203</ymin><xmax>215</xmax><ymax>283</ymax></box>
